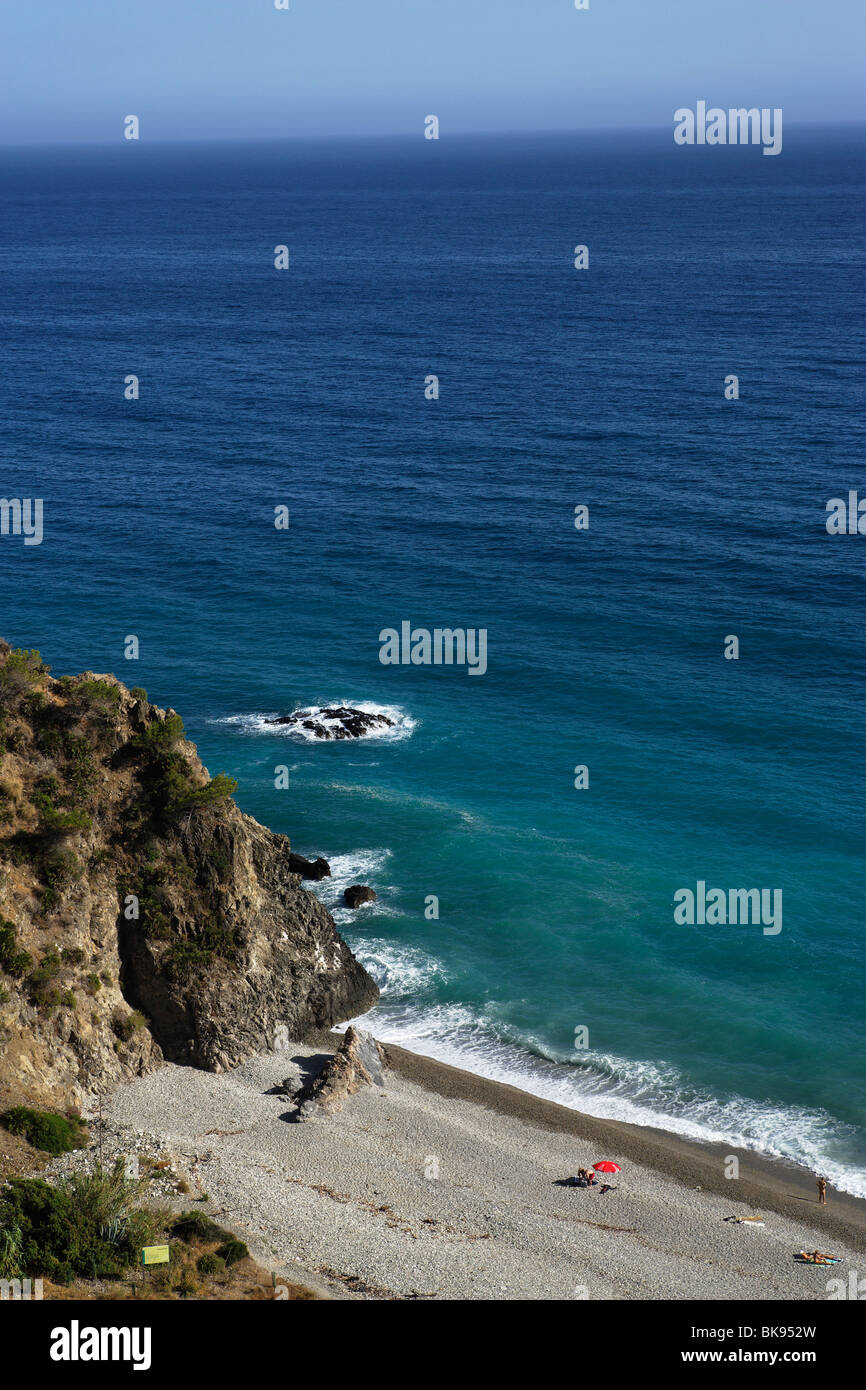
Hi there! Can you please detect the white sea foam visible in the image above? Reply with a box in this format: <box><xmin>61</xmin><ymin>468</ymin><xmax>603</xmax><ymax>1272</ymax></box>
<box><xmin>350</xmin><ymin>938</ymin><xmax>450</xmax><ymax>996</ymax></box>
<box><xmin>307</xmin><ymin>848</ymin><xmax>400</xmax><ymax>925</ymax></box>
<box><xmin>216</xmin><ymin>702</ymin><xmax>417</xmax><ymax>743</ymax></box>
<box><xmin>343</xmin><ymin>944</ymin><xmax>866</xmax><ymax>1199</ymax></box>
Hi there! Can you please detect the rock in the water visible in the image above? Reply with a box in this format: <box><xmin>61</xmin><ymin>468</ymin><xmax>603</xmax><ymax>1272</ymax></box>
<box><xmin>295</xmin><ymin>1027</ymin><xmax>387</xmax><ymax>1119</ymax></box>
<box><xmin>266</xmin><ymin>706</ymin><xmax>395</xmax><ymax>740</ymax></box>
<box><xmin>343</xmin><ymin>884</ymin><xmax>377</xmax><ymax>909</ymax></box>
<box><xmin>289</xmin><ymin>853</ymin><xmax>332</xmax><ymax>881</ymax></box>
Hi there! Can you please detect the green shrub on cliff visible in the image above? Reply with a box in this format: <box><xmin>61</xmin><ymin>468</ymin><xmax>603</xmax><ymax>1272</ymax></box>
<box><xmin>72</xmin><ymin>678</ymin><xmax>121</xmax><ymax>710</ymax></box>
<box><xmin>181</xmin><ymin>773</ymin><xmax>238</xmax><ymax>811</ymax></box>
<box><xmin>162</xmin><ymin>764</ymin><xmax>237</xmax><ymax>818</ymax></box>
<box><xmin>132</xmin><ymin>715</ymin><xmax>185</xmax><ymax>752</ymax></box>
<box><xmin>162</xmin><ymin>918</ymin><xmax>241</xmax><ymax>982</ymax></box>
<box><xmin>26</xmin><ymin>947</ymin><xmax>62</xmax><ymax>1008</ymax></box>
<box><xmin>31</xmin><ymin>778</ymin><xmax>92</xmax><ymax>837</ymax></box>
<box><xmin>154</xmin><ymin>759</ymin><xmax>237</xmax><ymax>817</ymax></box>
<box><xmin>131</xmin><ymin>715</ymin><xmax>237</xmax><ymax>819</ymax></box>
<box><xmin>0</xmin><ymin>919</ymin><xmax>32</xmax><ymax>977</ymax></box>
<box><xmin>0</xmin><ymin>649</ymin><xmax>49</xmax><ymax>707</ymax></box>
<box><xmin>62</xmin><ymin>734</ymin><xmax>99</xmax><ymax>800</ymax></box>
<box><xmin>138</xmin><ymin>898</ymin><xmax>172</xmax><ymax>941</ymax></box>
<box><xmin>53</xmin><ymin>677</ymin><xmax>120</xmax><ymax>739</ymax></box>
<box><xmin>0</xmin><ymin>1106</ymin><xmax>87</xmax><ymax>1156</ymax></box>
<box><xmin>111</xmin><ymin>1008</ymin><xmax>147</xmax><ymax>1042</ymax></box>
<box><xmin>41</xmin><ymin>850</ymin><xmax>84</xmax><ymax>912</ymax></box>
<box><xmin>31</xmin><ymin>719</ymin><xmax>99</xmax><ymax>801</ymax></box>
<box><xmin>120</xmin><ymin>865</ymin><xmax>175</xmax><ymax>942</ymax></box>
<box><xmin>151</xmin><ymin>753</ymin><xmax>198</xmax><ymax>811</ymax></box>
<box><xmin>34</xmin><ymin>798</ymin><xmax>91</xmax><ymax>836</ymax></box>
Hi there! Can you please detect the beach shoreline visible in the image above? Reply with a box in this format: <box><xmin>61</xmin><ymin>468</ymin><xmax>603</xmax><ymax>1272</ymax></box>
<box><xmin>86</xmin><ymin>1033</ymin><xmax>866</xmax><ymax>1301</ymax></box>
<box><xmin>385</xmin><ymin>1042</ymin><xmax>866</xmax><ymax>1253</ymax></box>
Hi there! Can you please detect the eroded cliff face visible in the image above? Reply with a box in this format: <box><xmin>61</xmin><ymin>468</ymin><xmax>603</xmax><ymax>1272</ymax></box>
<box><xmin>0</xmin><ymin>643</ymin><xmax>378</xmax><ymax>1109</ymax></box>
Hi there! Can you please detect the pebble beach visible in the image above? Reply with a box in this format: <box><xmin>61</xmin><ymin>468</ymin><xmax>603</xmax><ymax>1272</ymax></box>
<box><xmin>83</xmin><ymin>1039</ymin><xmax>866</xmax><ymax>1302</ymax></box>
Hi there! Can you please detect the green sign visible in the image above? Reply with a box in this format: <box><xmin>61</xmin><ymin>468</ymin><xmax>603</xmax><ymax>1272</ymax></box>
<box><xmin>141</xmin><ymin>1245</ymin><xmax>170</xmax><ymax>1266</ymax></box>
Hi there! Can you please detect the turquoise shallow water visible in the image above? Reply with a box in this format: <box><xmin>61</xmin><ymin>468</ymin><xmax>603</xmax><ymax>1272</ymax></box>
<box><xmin>1</xmin><ymin>129</ymin><xmax>864</xmax><ymax>1191</ymax></box>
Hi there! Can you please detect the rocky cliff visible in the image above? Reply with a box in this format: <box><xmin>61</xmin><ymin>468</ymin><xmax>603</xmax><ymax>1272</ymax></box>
<box><xmin>0</xmin><ymin>643</ymin><xmax>378</xmax><ymax>1110</ymax></box>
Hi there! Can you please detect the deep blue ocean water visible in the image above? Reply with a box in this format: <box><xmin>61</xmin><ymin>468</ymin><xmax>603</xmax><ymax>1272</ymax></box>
<box><xmin>1</xmin><ymin>128</ymin><xmax>864</xmax><ymax>1191</ymax></box>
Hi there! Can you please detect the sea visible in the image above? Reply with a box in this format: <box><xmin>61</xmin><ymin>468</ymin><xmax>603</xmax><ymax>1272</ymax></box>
<box><xmin>1</xmin><ymin>125</ymin><xmax>864</xmax><ymax>1193</ymax></box>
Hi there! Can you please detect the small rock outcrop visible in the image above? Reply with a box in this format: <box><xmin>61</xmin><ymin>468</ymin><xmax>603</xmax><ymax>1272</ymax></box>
<box><xmin>294</xmin><ymin>1027</ymin><xmax>386</xmax><ymax>1120</ymax></box>
<box><xmin>289</xmin><ymin>853</ymin><xmax>331</xmax><ymax>881</ymax></box>
<box><xmin>343</xmin><ymin>885</ymin><xmax>377</xmax><ymax>909</ymax></box>
<box><xmin>266</xmin><ymin>707</ymin><xmax>395</xmax><ymax>740</ymax></box>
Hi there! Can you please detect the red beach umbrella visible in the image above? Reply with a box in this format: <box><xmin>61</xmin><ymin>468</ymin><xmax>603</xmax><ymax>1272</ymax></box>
<box><xmin>593</xmin><ymin>1161</ymin><xmax>621</xmax><ymax>1174</ymax></box>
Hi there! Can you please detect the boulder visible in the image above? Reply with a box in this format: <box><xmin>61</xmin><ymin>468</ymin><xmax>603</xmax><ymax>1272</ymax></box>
<box><xmin>295</xmin><ymin>1027</ymin><xmax>386</xmax><ymax>1120</ymax></box>
<box><xmin>343</xmin><ymin>884</ymin><xmax>377</xmax><ymax>909</ymax></box>
<box><xmin>289</xmin><ymin>853</ymin><xmax>332</xmax><ymax>881</ymax></box>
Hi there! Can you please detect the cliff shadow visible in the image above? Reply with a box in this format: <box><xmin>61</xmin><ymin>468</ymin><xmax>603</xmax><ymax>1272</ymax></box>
<box><xmin>116</xmin><ymin>913</ymin><xmax>198</xmax><ymax>1065</ymax></box>
<box><xmin>266</xmin><ymin>1052</ymin><xmax>332</xmax><ymax>1093</ymax></box>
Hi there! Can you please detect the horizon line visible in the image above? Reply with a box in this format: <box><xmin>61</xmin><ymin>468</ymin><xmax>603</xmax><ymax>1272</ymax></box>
<box><xmin>2</xmin><ymin>116</ymin><xmax>866</xmax><ymax>153</ymax></box>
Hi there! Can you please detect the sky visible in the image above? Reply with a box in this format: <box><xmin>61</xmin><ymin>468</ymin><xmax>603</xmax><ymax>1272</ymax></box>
<box><xmin>0</xmin><ymin>0</ymin><xmax>864</xmax><ymax>145</ymax></box>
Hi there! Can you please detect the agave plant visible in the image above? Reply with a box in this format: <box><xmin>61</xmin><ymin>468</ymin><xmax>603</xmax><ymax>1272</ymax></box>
<box><xmin>62</xmin><ymin>1158</ymin><xmax>162</xmax><ymax>1256</ymax></box>
<box><xmin>99</xmin><ymin>1213</ymin><xmax>130</xmax><ymax>1247</ymax></box>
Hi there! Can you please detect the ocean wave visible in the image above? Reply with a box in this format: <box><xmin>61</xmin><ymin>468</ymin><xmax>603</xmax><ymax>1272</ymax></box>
<box><xmin>342</xmin><ymin>953</ymin><xmax>866</xmax><ymax>1199</ymax></box>
<box><xmin>350</xmin><ymin>938</ymin><xmax>450</xmax><ymax>997</ymax></box>
<box><xmin>307</xmin><ymin>849</ymin><xmax>401</xmax><ymax>925</ymax></box>
<box><xmin>215</xmin><ymin>702</ymin><xmax>417</xmax><ymax>743</ymax></box>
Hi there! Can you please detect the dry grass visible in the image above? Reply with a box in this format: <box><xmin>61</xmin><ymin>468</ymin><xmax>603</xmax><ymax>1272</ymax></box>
<box><xmin>41</xmin><ymin>1238</ymin><xmax>319</xmax><ymax>1301</ymax></box>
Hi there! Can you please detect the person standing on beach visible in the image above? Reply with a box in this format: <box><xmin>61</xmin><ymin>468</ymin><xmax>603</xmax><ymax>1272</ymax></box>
<box><xmin>817</xmin><ymin>1176</ymin><xmax>827</xmax><ymax>1205</ymax></box>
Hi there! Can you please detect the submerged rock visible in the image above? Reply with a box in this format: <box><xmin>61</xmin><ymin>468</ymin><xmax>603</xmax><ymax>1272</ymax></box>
<box><xmin>295</xmin><ymin>1027</ymin><xmax>387</xmax><ymax>1120</ymax></box>
<box><xmin>266</xmin><ymin>706</ymin><xmax>395</xmax><ymax>740</ymax></box>
<box><xmin>343</xmin><ymin>885</ymin><xmax>377</xmax><ymax>909</ymax></box>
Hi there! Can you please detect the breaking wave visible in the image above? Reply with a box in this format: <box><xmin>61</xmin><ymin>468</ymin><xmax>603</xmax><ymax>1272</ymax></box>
<box><xmin>343</xmin><ymin>941</ymin><xmax>866</xmax><ymax>1200</ymax></box>
<box><xmin>215</xmin><ymin>701</ymin><xmax>417</xmax><ymax>742</ymax></box>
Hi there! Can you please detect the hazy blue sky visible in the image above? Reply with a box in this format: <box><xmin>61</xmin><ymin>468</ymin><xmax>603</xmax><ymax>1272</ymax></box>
<box><xmin>1</xmin><ymin>0</ymin><xmax>863</xmax><ymax>144</ymax></box>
